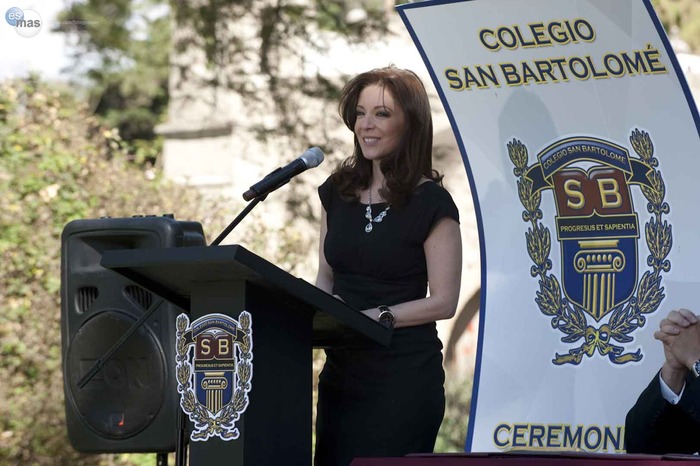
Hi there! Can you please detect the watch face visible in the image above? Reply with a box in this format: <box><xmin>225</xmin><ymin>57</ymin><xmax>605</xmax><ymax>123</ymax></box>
<box><xmin>693</xmin><ymin>360</ymin><xmax>700</xmax><ymax>378</ymax></box>
<box><xmin>379</xmin><ymin>308</ymin><xmax>394</xmax><ymax>326</ymax></box>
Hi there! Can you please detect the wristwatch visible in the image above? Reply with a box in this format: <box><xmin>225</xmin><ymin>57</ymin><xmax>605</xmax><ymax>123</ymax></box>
<box><xmin>378</xmin><ymin>305</ymin><xmax>395</xmax><ymax>328</ymax></box>
<box><xmin>691</xmin><ymin>359</ymin><xmax>700</xmax><ymax>379</ymax></box>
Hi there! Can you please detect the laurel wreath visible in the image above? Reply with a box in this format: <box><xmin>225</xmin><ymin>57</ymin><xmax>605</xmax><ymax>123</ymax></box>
<box><xmin>508</xmin><ymin>129</ymin><xmax>671</xmax><ymax>365</ymax></box>
<box><xmin>176</xmin><ymin>311</ymin><xmax>253</xmax><ymax>440</ymax></box>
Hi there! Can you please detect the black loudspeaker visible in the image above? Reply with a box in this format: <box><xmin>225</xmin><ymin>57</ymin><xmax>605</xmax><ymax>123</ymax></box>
<box><xmin>60</xmin><ymin>216</ymin><xmax>205</xmax><ymax>453</ymax></box>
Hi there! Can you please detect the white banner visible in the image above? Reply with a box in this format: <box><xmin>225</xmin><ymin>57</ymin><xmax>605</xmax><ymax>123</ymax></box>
<box><xmin>398</xmin><ymin>0</ymin><xmax>700</xmax><ymax>454</ymax></box>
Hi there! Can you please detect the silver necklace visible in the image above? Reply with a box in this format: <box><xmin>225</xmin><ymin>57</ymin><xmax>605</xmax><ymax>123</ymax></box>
<box><xmin>364</xmin><ymin>185</ymin><xmax>390</xmax><ymax>233</ymax></box>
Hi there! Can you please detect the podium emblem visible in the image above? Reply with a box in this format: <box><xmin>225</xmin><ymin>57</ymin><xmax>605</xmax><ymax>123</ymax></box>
<box><xmin>176</xmin><ymin>311</ymin><xmax>253</xmax><ymax>441</ymax></box>
<box><xmin>508</xmin><ymin>130</ymin><xmax>672</xmax><ymax>365</ymax></box>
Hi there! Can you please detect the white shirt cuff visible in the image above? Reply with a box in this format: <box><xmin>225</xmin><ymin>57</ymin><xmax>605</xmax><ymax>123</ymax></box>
<box><xmin>660</xmin><ymin>374</ymin><xmax>685</xmax><ymax>404</ymax></box>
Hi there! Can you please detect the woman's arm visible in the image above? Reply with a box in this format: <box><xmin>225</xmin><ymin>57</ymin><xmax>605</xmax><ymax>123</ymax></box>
<box><xmin>315</xmin><ymin>207</ymin><xmax>334</xmax><ymax>295</ymax></box>
<box><xmin>362</xmin><ymin>216</ymin><xmax>462</xmax><ymax>328</ymax></box>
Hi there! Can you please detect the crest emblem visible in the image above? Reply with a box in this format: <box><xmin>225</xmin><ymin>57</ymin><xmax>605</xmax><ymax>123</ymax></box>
<box><xmin>508</xmin><ymin>130</ymin><xmax>672</xmax><ymax>365</ymax></box>
<box><xmin>176</xmin><ymin>311</ymin><xmax>253</xmax><ymax>441</ymax></box>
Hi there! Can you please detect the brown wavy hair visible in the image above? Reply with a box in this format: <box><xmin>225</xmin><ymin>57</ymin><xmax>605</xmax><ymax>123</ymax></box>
<box><xmin>331</xmin><ymin>65</ymin><xmax>443</xmax><ymax>207</ymax></box>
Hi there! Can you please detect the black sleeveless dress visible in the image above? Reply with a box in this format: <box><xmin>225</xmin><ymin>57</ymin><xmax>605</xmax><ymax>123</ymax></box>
<box><xmin>314</xmin><ymin>177</ymin><xmax>459</xmax><ymax>466</ymax></box>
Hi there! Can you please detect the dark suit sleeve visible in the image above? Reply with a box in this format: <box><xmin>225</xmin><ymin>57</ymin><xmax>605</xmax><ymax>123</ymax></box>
<box><xmin>625</xmin><ymin>371</ymin><xmax>700</xmax><ymax>454</ymax></box>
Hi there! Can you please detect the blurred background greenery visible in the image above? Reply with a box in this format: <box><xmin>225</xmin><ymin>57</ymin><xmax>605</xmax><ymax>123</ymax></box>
<box><xmin>0</xmin><ymin>0</ymin><xmax>697</xmax><ymax>464</ymax></box>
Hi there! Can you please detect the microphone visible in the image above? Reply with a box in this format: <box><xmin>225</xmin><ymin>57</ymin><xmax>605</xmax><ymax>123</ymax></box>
<box><xmin>242</xmin><ymin>147</ymin><xmax>325</xmax><ymax>201</ymax></box>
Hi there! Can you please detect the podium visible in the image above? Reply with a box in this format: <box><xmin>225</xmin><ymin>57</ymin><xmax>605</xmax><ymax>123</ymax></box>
<box><xmin>101</xmin><ymin>244</ymin><xmax>391</xmax><ymax>465</ymax></box>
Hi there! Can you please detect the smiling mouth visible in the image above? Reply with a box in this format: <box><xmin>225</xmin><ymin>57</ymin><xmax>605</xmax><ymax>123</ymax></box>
<box><xmin>363</xmin><ymin>137</ymin><xmax>379</xmax><ymax>143</ymax></box>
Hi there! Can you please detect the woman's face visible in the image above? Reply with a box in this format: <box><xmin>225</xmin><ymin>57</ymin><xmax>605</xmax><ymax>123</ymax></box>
<box><xmin>354</xmin><ymin>83</ymin><xmax>406</xmax><ymax>163</ymax></box>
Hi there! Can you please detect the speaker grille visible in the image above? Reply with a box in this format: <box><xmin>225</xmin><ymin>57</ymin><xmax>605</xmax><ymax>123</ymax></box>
<box><xmin>65</xmin><ymin>310</ymin><xmax>166</xmax><ymax>440</ymax></box>
<box><xmin>76</xmin><ymin>286</ymin><xmax>99</xmax><ymax>313</ymax></box>
<box><xmin>124</xmin><ymin>285</ymin><xmax>153</xmax><ymax>310</ymax></box>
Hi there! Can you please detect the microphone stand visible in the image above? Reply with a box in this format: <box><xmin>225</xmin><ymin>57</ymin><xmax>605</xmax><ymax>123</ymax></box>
<box><xmin>75</xmin><ymin>191</ymin><xmax>270</xmax><ymax>466</ymax></box>
<box><xmin>210</xmin><ymin>193</ymin><xmax>267</xmax><ymax>246</ymax></box>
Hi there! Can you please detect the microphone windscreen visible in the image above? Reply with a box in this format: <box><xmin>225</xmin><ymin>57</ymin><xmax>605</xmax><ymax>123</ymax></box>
<box><xmin>301</xmin><ymin>147</ymin><xmax>324</xmax><ymax>168</ymax></box>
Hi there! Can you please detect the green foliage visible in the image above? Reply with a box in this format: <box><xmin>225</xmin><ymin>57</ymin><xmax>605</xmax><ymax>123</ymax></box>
<box><xmin>653</xmin><ymin>0</ymin><xmax>700</xmax><ymax>52</ymax></box>
<box><xmin>55</xmin><ymin>0</ymin><xmax>170</xmax><ymax>166</ymax></box>
<box><xmin>0</xmin><ymin>74</ymin><xmax>338</xmax><ymax>464</ymax></box>
<box><xmin>435</xmin><ymin>370</ymin><xmax>472</xmax><ymax>453</ymax></box>
<box><xmin>0</xmin><ymin>76</ymin><xmax>230</xmax><ymax>465</ymax></box>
